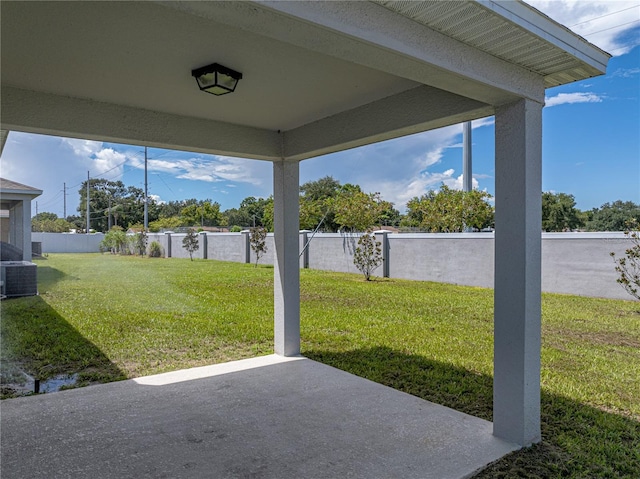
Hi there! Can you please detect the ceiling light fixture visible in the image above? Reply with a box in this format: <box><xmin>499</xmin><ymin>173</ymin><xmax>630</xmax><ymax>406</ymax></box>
<box><xmin>191</xmin><ymin>63</ymin><xmax>243</xmax><ymax>96</ymax></box>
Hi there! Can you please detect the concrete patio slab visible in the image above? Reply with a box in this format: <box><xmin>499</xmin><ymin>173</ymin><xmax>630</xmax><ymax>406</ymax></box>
<box><xmin>1</xmin><ymin>355</ymin><xmax>518</xmax><ymax>478</ymax></box>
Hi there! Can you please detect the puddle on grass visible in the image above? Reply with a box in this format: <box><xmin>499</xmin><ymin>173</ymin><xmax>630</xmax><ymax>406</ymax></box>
<box><xmin>1</xmin><ymin>371</ymin><xmax>79</xmax><ymax>397</ymax></box>
<box><xmin>37</xmin><ymin>374</ymin><xmax>79</xmax><ymax>393</ymax></box>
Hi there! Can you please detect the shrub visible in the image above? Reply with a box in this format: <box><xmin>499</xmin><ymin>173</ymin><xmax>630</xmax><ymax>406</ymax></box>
<box><xmin>182</xmin><ymin>229</ymin><xmax>199</xmax><ymax>261</ymax></box>
<box><xmin>353</xmin><ymin>231</ymin><xmax>382</xmax><ymax>281</ymax></box>
<box><xmin>610</xmin><ymin>221</ymin><xmax>640</xmax><ymax>301</ymax></box>
<box><xmin>100</xmin><ymin>226</ymin><xmax>127</xmax><ymax>254</ymax></box>
<box><xmin>134</xmin><ymin>231</ymin><xmax>148</xmax><ymax>256</ymax></box>
<box><xmin>230</xmin><ymin>225</ymin><xmax>243</xmax><ymax>233</ymax></box>
<box><xmin>149</xmin><ymin>241</ymin><xmax>164</xmax><ymax>258</ymax></box>
<box><xmin>250</xmin><ymin>227</ymin><xmax>267</xmax><ymax>267</ymax></box>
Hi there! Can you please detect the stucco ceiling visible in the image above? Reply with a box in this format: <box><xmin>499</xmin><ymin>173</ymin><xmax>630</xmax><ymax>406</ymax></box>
<box><xmin>0</xmin><ymin>1</ymin><xmax>608</xmax><ymax>161</ymax></box>
<box><xmin>1</xmin><ymin>1</ymin><xmax>419</xmax><ymax>132</ymax></box>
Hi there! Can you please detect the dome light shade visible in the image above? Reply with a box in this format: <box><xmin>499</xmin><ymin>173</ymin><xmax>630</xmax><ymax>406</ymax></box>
<box><xmin>191</xmin><ymin>63</ymin><xmax>243</xmax><ymax>96</ymax></box>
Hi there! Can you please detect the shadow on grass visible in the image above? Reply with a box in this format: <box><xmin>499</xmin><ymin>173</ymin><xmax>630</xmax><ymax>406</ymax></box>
<box><xmin>305</xmin><ymin>347</ymin><xmax>640</xmax><ymax>478</ymax></box>
<box><xmin>1</xmin><ymin>295</ymin><xmax>126</xmax><ymax>396</ymax></box>
<box><xmin>33</xmin><ymin>264</ymin><xmax>78</xmax><ymax>291</ymax></box>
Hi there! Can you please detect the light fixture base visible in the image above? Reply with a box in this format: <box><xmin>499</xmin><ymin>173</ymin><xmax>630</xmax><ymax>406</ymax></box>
<box><xmin>191</xmin><ymin>63</ymin><xmax>243</xmax><ymax>96</ymax></box>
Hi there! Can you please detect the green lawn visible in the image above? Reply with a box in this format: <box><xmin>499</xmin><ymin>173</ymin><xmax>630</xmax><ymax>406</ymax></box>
<box><xmin>1</xmin><ymin>253</ymin><xmax>638</xmax><ymax>478</ymax></box>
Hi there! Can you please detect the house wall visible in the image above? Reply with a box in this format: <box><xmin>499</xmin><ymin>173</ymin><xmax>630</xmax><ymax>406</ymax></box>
<box><xmin>0</xmin><ymin>217</ymin><xmax>9</xmax><ymax>243</ymax></box>
<box><xmin>32</xmin><ymin>231</ymin><xmax>633</xmax><ymax>300</ymax></box>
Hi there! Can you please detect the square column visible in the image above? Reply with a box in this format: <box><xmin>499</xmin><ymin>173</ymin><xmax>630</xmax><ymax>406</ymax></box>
<box><xmin>22</xmin><ymin>200</ymin><xmax>32</xmax><ymax>260</ymax></box>
<box><xmin>494</xmin><ymin>98</ymin><xmax>543</xmax><ymax>446</ymax></box>
<box><xmin>9</xmin><ymin>200</ymin><xmax>32</xmax><ymax>260</ymax></box>
<box><xmin>273</xmin><ymin>160</ymin><xmax>300</xmax><ymax>356</ymax></box>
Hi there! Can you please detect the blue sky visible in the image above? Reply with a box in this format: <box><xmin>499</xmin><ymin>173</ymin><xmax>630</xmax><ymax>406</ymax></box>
<box><xmin>2</xmin><ymin>0</ymin><xmax>639</xmax><ymax>217</ymax></box>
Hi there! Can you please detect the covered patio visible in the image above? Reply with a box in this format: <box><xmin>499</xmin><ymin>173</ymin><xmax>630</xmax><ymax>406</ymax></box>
<box><xmin>2</xmin><ymin>355</ymin><xmax>518</xmax><ymax>478</ymax></box>
<box><xmin>1</xmin><ymin>1</ymin><xmax>608</xmax><ymax>476</ymax></box>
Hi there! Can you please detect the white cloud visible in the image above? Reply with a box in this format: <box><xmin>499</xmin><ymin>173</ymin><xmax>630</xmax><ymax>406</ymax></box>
<box><xmin>61</xmin><ymin>138</ymin><xmax>103</xmax><ymax>157</ymax></box>
<box><xmin>612</xmin><ymin>67</ymin><xmax>640</xmax><ymax>78</ymax></box>
<box><xmin>376</xmin><ymin>170</ymin><xmax>481</xmax><ymax>211</ymax></box>
<box><xmin>545</xmin><ymin>92</ymin><xmax>604</xmax><ymax>107</ymax></box>
<box><xmin>129</xmin><ymin>155</ymin><xmax>269</xmax><ymax>186</ymax></box>
<box><xmin>472</xmin><ymin>117</ymin><xmax>495</xmax><ymax>129</ymax></box>
<box><xmin>92</xmin><ymin>148</ymin><xmax>127</xmax><ymax>176</ymax></box>
<box><xmin>527</xmin><ymin>0</ymin><xmax>640</xmax><ymax>55</ymax></box>
<box><xmin>302</xmin><ymin>118</ymin><xmax>496</xmax><ymax>212</ymax></box>
<box><xmin>61</xmin><ymin>138</ymin><xmax>131</xmax><ymax>178</ymax></box>
<box><xmin>148</xmin><ymin>194</ymin><xmax>165</xmax><ymax>205</ymax></box>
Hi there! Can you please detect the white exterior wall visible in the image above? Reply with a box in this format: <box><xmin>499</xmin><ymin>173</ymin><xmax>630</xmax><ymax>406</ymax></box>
<box><xmin>387</xmin><ymin>234</ymin><xmax>495</xmax><ymax>288</ymax></box>
<box><xmin>206</xmin><ymin>233</ymin><xmax>246</xmax><ymax>263</ymax></box>
<box><xmin>307</xmin><ymin>233</ymin><xmax>363</xmax><ymax>275</ymax></box>
<box><xmin>30</xmin><ymin>232</ymin><xmax>634</xmax><ymax>301</ymax></box>
<box><xmin>32</xmin><ymin>232</ymin><xmax>104</xmax><ymax>253</ymax></box>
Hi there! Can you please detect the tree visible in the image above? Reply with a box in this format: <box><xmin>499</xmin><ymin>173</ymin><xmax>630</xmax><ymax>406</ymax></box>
<box><xmin>180</xmin><ymin>200</ymin><xmax>222</xmax><ymax>227</ymax></box>
<box><xmin>223</xmin><ymin>196</ymin><xmax>273</xmax><ymax>229</ymax></box>
<box><xmin>32</xmin><ymin>212</ymin><xmax>73</xmax><ymax>233</ymax></box>
<box><xmin>100</xmin><ymin>226</ymin><xmax>127</xmax><ymax>254</ymax></box>
<box><xmin>77</xmin><ymin>179</ymin><xmax>156</xmax><ymax>232</ymax></box>
<box><xmin>402</xmin><ymin>184</ymin><xmax>493</xmax><ymax>232</ymax></box>
<box><xmin>542</xmin><ymin>192</ymin><xmax>584</xmax><ymax>232</ymax></box>
<box><xmin>65</xmin><ymin>215</ymin><xmax>85</xmax><ymax>232</ymax></box>
<box><xmin>148</xmin><ymin>216</ymin><xmax>182</xmax><ymax>232</ymax></box>
<box><xmin>157</xmin><ymin>199</ymin><xmax>197</xmax><ymax>219</ymax></box>
<box><xmin>587</xmin><ymin>201</ymin><xmax>640</xmax><ymax>231</ymax></box>
<box><xmin>182</xmin><ymin>229</ymin><xmax>199</xmax><ymax>261</ymax></box>
<box><xmin>353</xmin><ymin>231</ymin><xmax>383</xmax><ymax>281</ymax></box>
<box><xmin>261</xmin><ymin>200</ymin><xmax>274</xmax><ymax>232</ymax></box>
<box><xmin>610</xmin><ymin>221</ymin><xmax>640</xmax><ymax>301</ymax></box>
<box><xmin>331</xmin><ymin>190</ymin><xmax>389</xmax><ymax>232</ymax></box>
<box><xmin>249</xmin><ymin>226</ymin><xmax>267</xmax><ymax>267</ymax></box>
<box><xmin>299</xmin><ymin>176</ymin><xmax>341</xmax><ymax>231</ymax></box>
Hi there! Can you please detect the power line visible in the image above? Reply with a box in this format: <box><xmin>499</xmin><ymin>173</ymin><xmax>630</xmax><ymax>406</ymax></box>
<box><xmin>608</xmin><ymin>41</ymin><xmax>640</xmax><ymax>53</ymax></box>
<box><xmin>582</xmin><ymin>19</ymin><xmax>640</xmax><ymax>37</ymax></box>
<box><xmin>569</xmin><ymin>5</ymin><xmax>640</xmax><ymax>28</ymax></box>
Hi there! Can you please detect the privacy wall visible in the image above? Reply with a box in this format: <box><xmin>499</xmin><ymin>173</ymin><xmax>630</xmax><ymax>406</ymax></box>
<box><xmin>34</xmin><ymin>231</ymin><xmax>633</xmax><ymax>301</ymax></box>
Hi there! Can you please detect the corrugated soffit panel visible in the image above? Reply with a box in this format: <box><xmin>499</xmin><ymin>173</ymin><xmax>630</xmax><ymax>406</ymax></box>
<box><xmin>373</xmin><ymin>0</ymin><xmax>602</xmax><ymax>87</ymax></box>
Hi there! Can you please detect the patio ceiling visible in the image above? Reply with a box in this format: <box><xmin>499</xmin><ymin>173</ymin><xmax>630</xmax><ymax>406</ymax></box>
<box><xmin>1</xmin><ymin>1</ymin><xmax>607</xmax><ymax>161</ymax></box>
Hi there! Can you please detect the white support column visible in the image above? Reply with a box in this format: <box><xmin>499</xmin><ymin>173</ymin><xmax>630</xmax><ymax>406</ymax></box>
<box><xmin>22</xmin><ymin>199</ymin><xmax>32</xmax><ymax>260</ymax></box>
<box><xmin>273</xmin><ymin>160</ymin><xmax>300</xmax><ymax>356</ymax></box>
<box><xmin>493</xmin><ymin>98</ymin><xmax>543</xmax><ymax>446</ymax></box>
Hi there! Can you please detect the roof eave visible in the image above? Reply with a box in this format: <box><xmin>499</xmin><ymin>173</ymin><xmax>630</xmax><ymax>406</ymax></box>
<box><xmin>475</xmin><ymin>0</ymin><xmax>610</xmax><ymax>76</ymax></box>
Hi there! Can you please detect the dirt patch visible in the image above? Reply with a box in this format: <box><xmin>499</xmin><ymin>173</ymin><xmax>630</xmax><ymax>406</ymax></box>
<box><xmin>545</xmin><ymin>327</ymin><xmax>640</xmax><ymax>348</ymax></box>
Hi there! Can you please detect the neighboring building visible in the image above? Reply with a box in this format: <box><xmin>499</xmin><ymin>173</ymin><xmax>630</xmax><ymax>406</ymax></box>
<box><xmin>0</xmin><ymin>177</ymin><xmax>42</xmax><ymax>260</ymax></box>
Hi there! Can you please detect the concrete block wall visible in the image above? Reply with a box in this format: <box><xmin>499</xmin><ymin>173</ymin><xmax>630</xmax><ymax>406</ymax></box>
<box><xmin>387</xmin><ymin>234</ymin><xmax>494</xmax><ymax>288</ymax></box>
<box><xmin>247</xmin><ymin>234</ymin><xmax>275</xmax><ymax>266</ymax></box>
<box><xmin>206</xmin><ymin>233</ymin><xmax>245</xmax><ymax>263</ymax></box>
<box><xmin>541</xmin><ymin>233</ymin><xmax>630</xmax><ymax>299</ymax></box>
<box><xmin>306</xmin><ymin>233</ymin><xmax>363</xmax><ymax>275</ymax></box>
<box><xmin>32</xmin><ymin>231</ymin><xmax>633</xmax><ymax>300</ymax></box>
<box><xmin>32</xmin><ymin>232</ymin><xmax>104</xmax><ymax>253</ymax></box>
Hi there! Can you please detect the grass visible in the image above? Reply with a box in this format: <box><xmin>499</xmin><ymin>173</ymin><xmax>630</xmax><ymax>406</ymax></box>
<box><xmin>1</xmin><ymin>253</ymin><xmax>638</xmax><ymax>478</ymax></box>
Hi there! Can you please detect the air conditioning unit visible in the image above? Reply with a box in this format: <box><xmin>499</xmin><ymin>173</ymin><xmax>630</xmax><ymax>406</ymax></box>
<box><xmin>0</xmin><ymin>261</ymin><xmax>38</xmax><ymax>298</ymax></box>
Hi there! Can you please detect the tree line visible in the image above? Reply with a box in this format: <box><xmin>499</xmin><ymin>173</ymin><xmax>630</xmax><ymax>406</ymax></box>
<box><xmin>31</xmin><ymin>176</ymin><xmax>639</xmax><ymax>233</ymax></box>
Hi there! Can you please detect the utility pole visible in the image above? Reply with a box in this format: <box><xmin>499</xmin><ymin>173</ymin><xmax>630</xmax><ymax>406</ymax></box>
<box><xmin>463</xmin><ymin>121</ymin><xmax>472</xmax><ymax>193</ymax></box>
<box><xmin>144</xmin><ymin>146</ymin><xmax>148</xmax><ymax>232</ymax></box>
<box><xmin>63</xmin><ymin>182</ymin><xmax>67</xmax><ymax>219</ymax></box>
<box><xmin>108</xmin><ymin>196</ymin><xmax>112</xmax><ymax>230</ymax></box>
<box><xmin>86</xmin><ymin>171</ymin><xmax>90</xmax><ymax>234</ymax></box>
<box><xmin>36</xmin><ymin>201</ymin><xmax>38</xmax><ymax>216</ymax></box>
<box><xmin>462</xmin><ymin>121</ymin><xmax>472</xmax><ymax>233</ymax></box>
